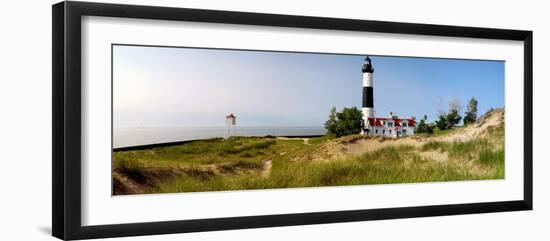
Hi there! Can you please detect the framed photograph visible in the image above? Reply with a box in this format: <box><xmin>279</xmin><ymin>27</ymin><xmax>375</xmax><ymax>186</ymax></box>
<box><xmin>52</xmin><ymin>1</ymin><xmax>533</xmax><ymax>240</ymax></box>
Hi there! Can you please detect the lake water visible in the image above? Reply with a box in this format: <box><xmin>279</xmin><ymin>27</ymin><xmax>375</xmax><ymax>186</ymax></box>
<box><xmin>114</xmin><ymin>126</ymin><xmax>325</xmax><ymax>148</ymax></box>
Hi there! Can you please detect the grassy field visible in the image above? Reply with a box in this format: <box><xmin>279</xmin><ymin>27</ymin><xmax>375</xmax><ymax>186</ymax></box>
<box><xmin>113</xmin><ymin>115</ymin><xmax>504</xmax><ymax>195</ymax></box>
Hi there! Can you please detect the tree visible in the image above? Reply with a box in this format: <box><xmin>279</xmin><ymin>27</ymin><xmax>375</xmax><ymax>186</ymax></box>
<box><xmin>435</xmin><ymin>98</ymin><xmax>463</xmax><ymax>130</ymax></box>
<box><xmin>445</xmin><ymin>98</ymin><xmax>462</xmax><ymax>129</ymax></box>
<box><xmin>445</xmin><ymin>109</ymin><xmax>462</xmax><ymax>129</ymax></box>
<box><xmin>463</xmin><ymin>97</ymin><xmax>478</xmax><ymax>125</ymax></box>
<box><xmin>324</xmin><ymin>107</ymin><xmax>338</xmax><ymax>135</ymax></box>
<box><xmin>324</xmin><ymin>107</ymin><xmax>363</xmax><ymax>137</ymax></box>
<box><xmin>435</xmin><ymin>114</ymin><xmax>448</xmax><ymax>130</ymax></box>
<box><xmin>416</xmin><ymin>115</ymin><xmax>434</xmax><ymax>134</ymax></box>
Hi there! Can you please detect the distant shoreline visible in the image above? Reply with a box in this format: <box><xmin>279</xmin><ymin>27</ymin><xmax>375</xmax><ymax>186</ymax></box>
<box><xmin>113</xmin><ymin>126</ymin><xmax>325</xmax><ymax>150</ymax></box>
<box><xmin>112</xmin><ymin>134</ymin><xmax>325</xmax><ymax>152</ymax></box>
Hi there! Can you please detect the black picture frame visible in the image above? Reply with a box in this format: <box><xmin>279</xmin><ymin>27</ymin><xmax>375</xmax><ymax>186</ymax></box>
<box><xmin>52</xmin><ymin>1</ymin><xmax>533</xmax><ymax>240</ymax></box>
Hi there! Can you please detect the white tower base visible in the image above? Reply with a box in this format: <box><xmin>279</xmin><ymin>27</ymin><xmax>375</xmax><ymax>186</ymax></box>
<box><xmin>362</xmin><ymin>107</ymin><xmax>374</xmax><ymax>135</ymax></box>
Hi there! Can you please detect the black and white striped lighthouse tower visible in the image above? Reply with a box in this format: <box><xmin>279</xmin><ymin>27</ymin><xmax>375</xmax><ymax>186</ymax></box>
<box><xmin>362</xmin><ymin>56</ymin><xmax>374</xmax><ymax>133</ymax></box>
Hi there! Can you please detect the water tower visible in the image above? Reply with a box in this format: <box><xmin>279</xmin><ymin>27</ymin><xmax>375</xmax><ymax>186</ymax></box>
<box><xmin>225</xmin><ymin>113</ymin><xmax>237</xmax><ymax>138</ymax></box>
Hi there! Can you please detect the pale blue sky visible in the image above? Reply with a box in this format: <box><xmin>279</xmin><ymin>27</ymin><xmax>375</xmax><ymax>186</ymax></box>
<box><xmin>113</xmin><ymin>45</ymin><xmax>504</xmax><ymax>127</ymax></box>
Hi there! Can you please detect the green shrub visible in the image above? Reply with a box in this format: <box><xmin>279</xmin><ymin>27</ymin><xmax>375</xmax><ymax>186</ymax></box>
<box><xmin>416</xmin><ymin>119</ymin><xmax>434</xmax><ymax>134</ymax></box>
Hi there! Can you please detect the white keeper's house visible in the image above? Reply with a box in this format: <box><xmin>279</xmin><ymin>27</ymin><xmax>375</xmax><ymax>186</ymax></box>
<box><xmin>365</xmin><ymin>112</ymin><xmax>416</xmax><ymax>138</ymax></box>
<box><xmin>360</xmin><ymin>56</ymin><xmax>416</xmax><ymax>137</ymax></box>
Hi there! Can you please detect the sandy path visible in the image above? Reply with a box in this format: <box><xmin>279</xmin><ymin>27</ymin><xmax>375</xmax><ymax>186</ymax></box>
<box><xmin>113</xmin><ymin>172</ymin><xmax>145</xmax><ymax>194</ymax></box>
<box><xmin>347</xmin><ymin>137</ymin><xmax>422</xmax><ymax>156</ymax></box>
<box><xmin>261</xmin><ymin>160</ymin><xmax>272</xmax><ymax>177</ymax></box>
<box><xmin>276</xmin><ymin>137</ymin><xmax>311</xmax><ymax>145</ymax></box>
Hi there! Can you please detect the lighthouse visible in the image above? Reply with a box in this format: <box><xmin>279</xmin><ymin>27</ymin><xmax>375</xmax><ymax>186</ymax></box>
<box><xmin>361</xmin><ymin>56</ymin><xmax>417</xmax><ymax>137</ymax></box>
<box><xmin>362</xmin><ymin>56</ymin><xmax>374</xmax><ymax>133</ymax></box>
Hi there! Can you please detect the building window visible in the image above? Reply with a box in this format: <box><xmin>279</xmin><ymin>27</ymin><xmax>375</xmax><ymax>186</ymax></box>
<box><xmin>389</xmin><ymin>130</ymin><xmax>392</xmax><ymax>134</ymax></box>
<box><xmin>402</xmin><ymin>122</ymin><xmax>407</xmax><ymax>127</ymax></box>
<box><xmin>383</xmin><ymin>130</ymin><xmax>385</xmax><ymax>134</ymax></box>
<box><xmin>402</xmin><ymin>129</ymin><xmax>407</xmax><ymax>135</ymax></box>
<box><xmin>388</xmin><ymin>122</ymin><xmax>393</xmax><ymax>127</ymax></box>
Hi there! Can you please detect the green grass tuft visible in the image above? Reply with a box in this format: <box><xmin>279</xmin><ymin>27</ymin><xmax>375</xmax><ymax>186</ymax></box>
<box><xmin>421</xmin><ymin>141</ymin><xmax>449</xmax><ymax>151</ymax></box>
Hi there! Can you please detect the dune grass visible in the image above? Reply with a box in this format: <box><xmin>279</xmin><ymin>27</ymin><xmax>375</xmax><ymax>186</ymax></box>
<box><xmin>146</xmin><ymin>142</ymin><xmax>501</xmax><ymax>194</ymax></box>
<box><xmin>113</xmin><ymin>137</ymin><xmax>280</xmax><ymax>168</ymax></box>
<box><xmin>113</xmin><ymin>123</ymin><xmax>505</xmax><ymax>195</ymax></box>
<box><xmin>432</xmin><ymin>127</ymin><xmax>460</xmax><ymax>136</ymax></box>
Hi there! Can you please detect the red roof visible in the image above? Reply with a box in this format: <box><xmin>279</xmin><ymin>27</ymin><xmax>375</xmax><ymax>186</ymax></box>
<box><xmin>367</xmin><ymin>117</ymin><xmax>416</xmax><ymax>127</ymax></box>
